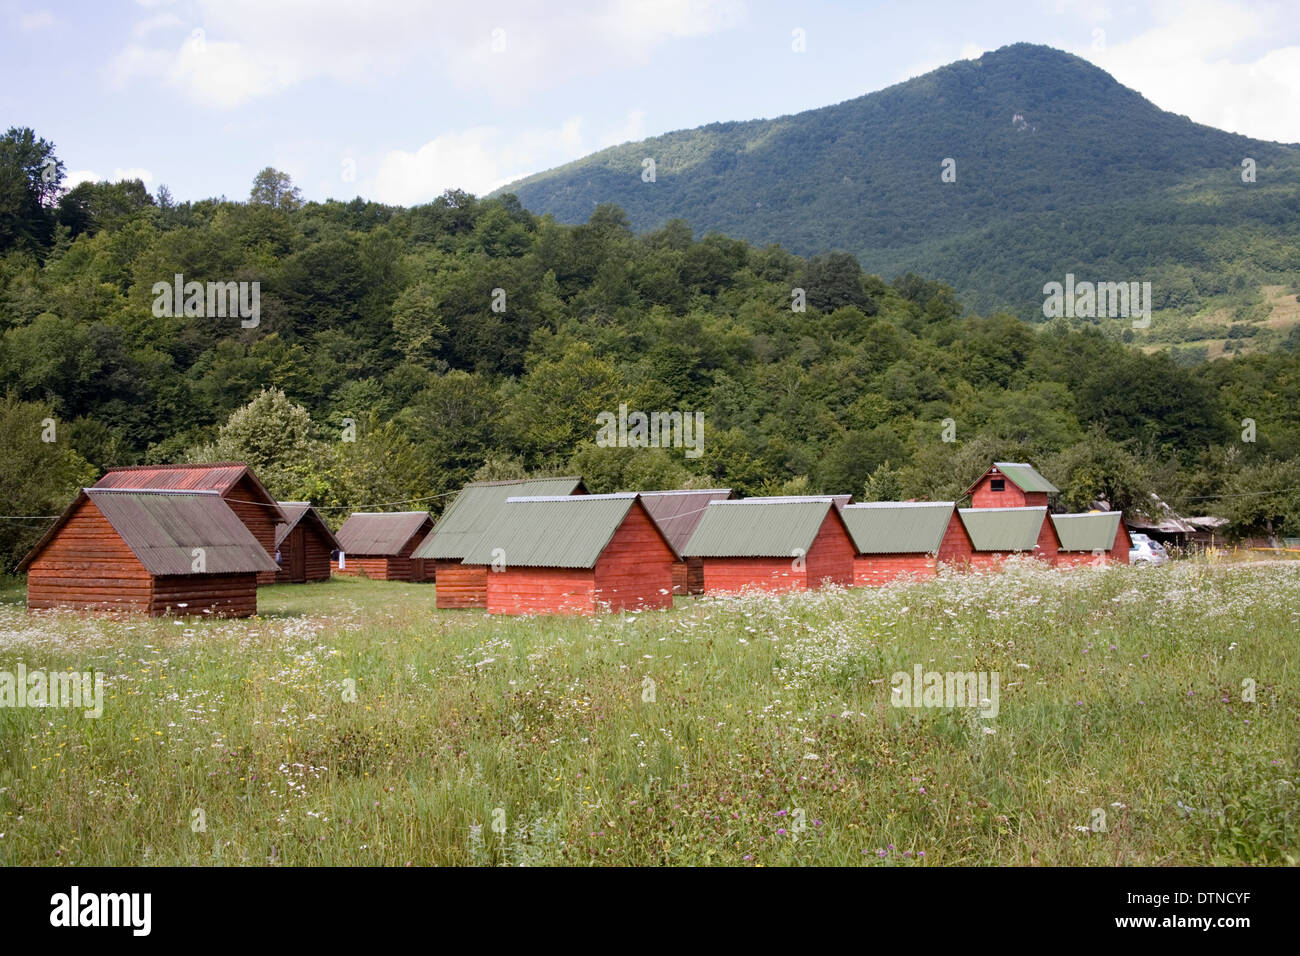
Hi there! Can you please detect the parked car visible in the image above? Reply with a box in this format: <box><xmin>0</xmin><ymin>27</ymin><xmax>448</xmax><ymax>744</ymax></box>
<box><xmin>1129</xmin><ymin>533</ymin><xmax>1170</xmax><ymax>566</ymax></box>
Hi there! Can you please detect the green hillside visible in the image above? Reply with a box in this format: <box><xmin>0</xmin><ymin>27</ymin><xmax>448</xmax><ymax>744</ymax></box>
<box><xmin>500</xmin><ymin>44</ymin><xmax>1300</xmax><ymax>326</ymax></box>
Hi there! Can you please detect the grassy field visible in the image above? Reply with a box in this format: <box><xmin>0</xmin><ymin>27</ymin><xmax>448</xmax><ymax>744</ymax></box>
<box><xmin>0</xmin><ymin>560</ymin><xmax>1295</xmax><ymax>866</ymax></box>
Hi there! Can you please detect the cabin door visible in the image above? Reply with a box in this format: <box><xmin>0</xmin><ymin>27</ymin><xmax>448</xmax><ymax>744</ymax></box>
<box><xmin>290</xmin><ymin>527</ymin><xmax>306</xmax><ymax>582</ymax></box>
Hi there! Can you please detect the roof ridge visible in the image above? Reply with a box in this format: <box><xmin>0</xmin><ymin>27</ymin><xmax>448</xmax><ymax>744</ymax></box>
<box><xmin>505</xmin><ymin>493</ymin><xmax>636</xmax><ymax>502</ymax></box>
<box><xmin>88</xmin><ymin>487</ymin><xmax>221</xmax><ymax>496</ymax></box>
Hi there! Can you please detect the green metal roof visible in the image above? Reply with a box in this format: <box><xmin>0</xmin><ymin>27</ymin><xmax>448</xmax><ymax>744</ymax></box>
<box><xmin>681</xmin><ymin>500</ymin><xmax>838</xmax><ymax>558</ymax></box>
<box><xmin>958</xmin><ymin>507</ymin><xmax>1047</xmax><ymax>551</ymax></box>
<box><xmin>412</xmin><ymin>476</ymin><xmax>586</xmax><ymax>560</ymax></box>
<box><xmin>841</xmin><ymin>502</ymin><xmax>955</xmax><ymax>554</ymax></box>
<box><xmin>460</xmin><ymin>493</ymin><xmax>654</xmax><ymax>568</ymax></box>
<box><xmin>1050</xmin><ymin>512</ymin><xmax>1122</xmax><ymax>551</ymax></box>
<box><xmin>991</xmin><ymin>462</ymin><xmax>1058</xmax><ymax>494</ymax></box>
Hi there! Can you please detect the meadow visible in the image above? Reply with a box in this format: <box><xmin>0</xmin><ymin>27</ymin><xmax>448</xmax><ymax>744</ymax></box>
<box><xmin>0</xmin><ymin>559</ymin><xmax>1295</xmax><ymax>866</ymax></box>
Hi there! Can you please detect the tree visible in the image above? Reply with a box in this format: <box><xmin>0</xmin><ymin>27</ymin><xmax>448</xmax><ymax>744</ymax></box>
<box><xmin>0</xmin><ymin>127</ymin><xmax>64</xmax><ymax>253</ymax></box>
<box><xmin>249</xmin><ymin>167</ymin><xmax>303</xmax><ymax>211</ymax></box>
<box><xmin>185</xmin><ymin>388</ymin><xmax>324</xmax><ymax>499</ymax></box>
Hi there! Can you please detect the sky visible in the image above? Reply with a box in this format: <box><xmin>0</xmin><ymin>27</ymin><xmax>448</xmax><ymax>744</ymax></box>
<box><xmin>4</xmin><ymin>0</ymin><xmax>1300</xmax><ymax>207</ymax></box>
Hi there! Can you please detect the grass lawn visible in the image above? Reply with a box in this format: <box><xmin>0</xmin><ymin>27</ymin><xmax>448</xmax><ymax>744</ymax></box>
<box><xmin>0</xmin><ymin>562</ymin><xmax>1295</xmax><ymax>866</ymax></box>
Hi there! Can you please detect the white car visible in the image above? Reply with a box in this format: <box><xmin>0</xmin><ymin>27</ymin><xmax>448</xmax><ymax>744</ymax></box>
<box><xmin>1129</xmin><ymin>533</ymin><xmax>1170</xmax><ymax>566</ymax></box>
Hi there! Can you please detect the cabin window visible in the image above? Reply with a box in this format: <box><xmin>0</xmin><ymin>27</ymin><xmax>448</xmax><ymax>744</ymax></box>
<box><xmin>990</xmin><ymin>478</ymin><xmax>1005</xmax><ymax>492</ymax></box>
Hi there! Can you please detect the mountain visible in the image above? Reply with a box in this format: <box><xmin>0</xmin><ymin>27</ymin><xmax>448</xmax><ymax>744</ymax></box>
<box><xmin>499</xmin><ymin>43</ymin><xmax>1300</xmax><ymax>324</ymax></box>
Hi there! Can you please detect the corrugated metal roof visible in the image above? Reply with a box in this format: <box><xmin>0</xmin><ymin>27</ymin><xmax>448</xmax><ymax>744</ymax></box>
<box><xmin>682</xmin><ymin>500</ymin><xmax>838</xmax><ymax>557</ymax></box>
<box><xmin>965</xmin><ymin>462</ymin><xmax>1058</xmax><ymax>496</ymax></box>
<box><xmin>958</xmin><ymin>507</ymin><xmax>1047</xmax><ymax>551</ymax></box>
<box><xmin>743</xmin><ymin>494</ymin><xmax>853</xmax><ymax>511</ymax></box>
<box><xmin>638</xmin><ymin>488</ymin><xmax>733</xmax><ymax>552</ymax></box>
<box><xmin>1050</xmin><ymin>512</ymin><xmax>1122</xmax><ymax>552</ymax></box>
<box><xmin>412</xmin><ymin>476</ymin><xmax>587</xmax><ymax>560</ymax></box>
<box><xmin>35</xmin><ymin>488</ymin><xmax>279</xmax><ymax>575</ymax></box>
<box><xmin>460</xmin><ymin>493</ymin><xmax>651</xmax><ymax>568</ymax></box>
<box><xmin>95</xmin><ymin>462</ymin><xmax>285</xmax><ymax>520</ymax></box>
<box><xmin>335</xmin><ymin>511</ymin><xmax>432</xmax><ymax>555</ymax></box>
<box><xmin>841</xmin><ymin>502</ymin><xmax>955</xmax><ymax>554</ymax></box>
<box><xmin>274</xmin><ymin>501</ymin><xmax>340</xmax><ymax>550</ymax></box>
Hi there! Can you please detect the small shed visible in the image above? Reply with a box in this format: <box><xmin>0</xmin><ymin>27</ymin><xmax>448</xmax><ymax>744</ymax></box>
<box><xmin>463</xmin><ymin>493</ymin><xmax>676</xmax><ymax>615</ymax></box>
<box><xmin>412</xmin><ymin>476</ymin><xmax>588</xmax><ymax>608</ymax></box>
<box><xmin>333</xmin><ymin>511</ymin><xmax>434</xmax><ymax>581</ymax></box>
<box><xmin>638</xmin><ymin>488</ymin><xmax>734</xmax><ymax>594</ymax></box>
<box><xmin>274</xmin><ymin>502</ymin><xmax>339</xmax><ymax>583</ymax></box>
<box><xmin>20</xmin><ymin>488</ymin><xmax>277</xmax><ymax>617</ymax></box>
<box><xmin>840</xmin><ymin>501</ymin><xmax>966</xmax><ymax>585</ymax></box>
<box><xmin>965</xmin><ymin>462</ymin><xmax>1058</xmax><ymax>509</ymax></box>
<box><xmin>955</xmin><ymin>506</ymin><xmax>1056</xmax><ymax>568</ymax></box>
<box><xmin>94</xmin><ymin>463</ymin><xmax>285</xmax><ymax>585</ymax></box>
<box><xmin>681</xmin><ymin>499</ymin><xmax>855</xmax><ymax>593</ymax></box>
<box><xmin>1049</xmin><ymin>512</ymin><xmax>1131</xmax><ymax>567</ymax></box>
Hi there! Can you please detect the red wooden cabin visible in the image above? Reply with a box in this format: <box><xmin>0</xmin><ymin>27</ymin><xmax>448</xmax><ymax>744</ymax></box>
<box><xmin>681</xmin><ymin>499</ymin><xmax>855</xmax><ymax>594</ymax></box>
<box><xmin>964</xmin><ymin>462</ymin><xmax>1058</xmax><ymax>510</ymax></box>
<box><xmin>1050</xmin><ymin>512</ymin><xmax>1131</xmax><ymax>567</ymax></box>
<box><xmin>462</xmin><ymin>494</ymin><xmax>676</xmax><ymax>615</ymax></box>
<box><xmin>412</xmin><ymin>477</ymin><xmax>588</xmax><ymax>608</ymax></box>
<box><xmin>954</xmin><ymin>506</ymin><xmax>1056</xmax><ymax>569</ymax></box>
<box><xmin>638</xmin><ymin>488</ymin><xmax>733</xmax><ymax>594</ymax></box>
<box><xmin>333</xmin><ymin>512</ymin><xmax>434</xmax><ymax>581</ymax></box>
<box><xmin>20</xmin><ymin>488</ymin><xmax>277</xmax><ymax>617</ymax></box>
<box><xmin>840</xmin><ymin>501</ymin><xmax>966</xmax><ymax>585</ymax></box>
<box><xmin>94</xmin><ymin>463</ymin><xmax>284</xmax><ymax>585</ymax></box>
<box><xmin>274</xmin><ymin>502</ymin><xmax>339</xmax><ymax>583</ymax></box>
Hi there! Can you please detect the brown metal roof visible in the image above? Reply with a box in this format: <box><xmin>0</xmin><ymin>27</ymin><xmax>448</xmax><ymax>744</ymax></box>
<box><xmin>274</xmin><ymin>501</ymin><xmax>340</xmax><ymax>550</ymax></box>
<box><xmin>20</xmin><ymin>488</ymin><xmax>278</xmax><ymax>575</ymax></box>
<box><xmin>638</xmin><ymin>488</ymin><xmax>734</xmax><ymax>553</ymax></box>
<box><xmin>95</xmin><ymin>462</ymin><xmax>284</xmax><ymax>521</ymax></box>
<box><xmin>335</xmin><ymin>511</ymin><xmax>432</xmax><ymax>556</ymax></box>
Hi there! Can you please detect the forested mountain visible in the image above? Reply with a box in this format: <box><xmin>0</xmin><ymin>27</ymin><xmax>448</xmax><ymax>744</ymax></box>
<box><xmin>500</xmin><ymin>43</ymin><xmax>1300</xmax><ymax>321</ymax></box>
<box><xmin>2</xmin><ymin>122</ymin><xmax>1299</xmax><ymax>571</ymax></box>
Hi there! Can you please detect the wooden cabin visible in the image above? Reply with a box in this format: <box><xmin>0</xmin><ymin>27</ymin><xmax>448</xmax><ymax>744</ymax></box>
<box><xmin>964</xmin><ymin>462</ymin><xmax>1058</xmax><ymax>510</ymax></box>
<box><xmin>1049</xmin><ymin>512</ymin><xmax>1131</xmax><ymax>567</ymax></box>
<box><xmin>412</xmin><ymin>476</ymin><xmax>587</xmax><ymax>609</ymax></box>
<box><xmin>94</xmin><ymin>463</ymin><xmax>285</xmax><ymax>585</ymax></box>
<box><xmin>681</xmin><ymin>499</ymin><xmax>855</xmax><ymax>594</ymax></box>
<box><xmin>20</xmin><ymin>488</ymin><xmax>278</xmax><ymax>617</ymax></box>
<box><xmin>840</xmin><ymin>502</ymin><xmax>967</xmax><ymax>585</ymax></box>
<box><xmin>638</xmin><ymin>488</ymin><xmax>733</xmax><ymax>594</ymax></box>
<box><xmin>274</xmin><ymin>502</ymin><xmax>339</xmax><ymax>583</ymax></box>
<box><xmin>333</xmin><ymin>511</ymin><xmax>434</xmax><ymax>581</ymax></box>
<box><xmin>954</xmin><ymin>506</ymin><xmax>1056</xmax><ymax>568</ymax></box>
<box><xmin>462</xmin><ymin>494</ymin><xmax>676</xmax><ymax>615</ymax></box>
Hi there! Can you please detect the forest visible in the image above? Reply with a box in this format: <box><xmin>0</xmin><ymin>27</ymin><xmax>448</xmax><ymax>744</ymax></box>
<box><xmin>2</xmin><ymin>124</ymin><xmax>1299</xmax><ymax>571</ymax></box>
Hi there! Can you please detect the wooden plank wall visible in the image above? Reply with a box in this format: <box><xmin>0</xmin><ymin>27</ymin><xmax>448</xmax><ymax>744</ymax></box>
<box><xmin>151</xmin><ymin>573</ymin><xmax>258</xmax><ymax>616</ymax></box>
<box><xmin>592</xmin><ymin>504</ymin><xmax>675</xmax><ymax>612</ymax></box>
<box><xmin>853</xmin><ymin>554</ymin><xmax>936</xmax><ymax>585</ymax></box>
<box><xmin>486</xmin><ymin>566</ymin><xmax>596</xmax><ymax>615</ymax></box>
<box><xmin>26</xmin><ymin>497</ymin><xmax>153</xmax><ymax>612</ymax></box>
<box><xmin>436</xmin><ymin>561</ymin><xmax>488</xmax><ymax>608</ymax></box>
<box><xmin>804</xmin><ymin>515</ymin><xmax>855</xmax><ymax>587</ymax></box>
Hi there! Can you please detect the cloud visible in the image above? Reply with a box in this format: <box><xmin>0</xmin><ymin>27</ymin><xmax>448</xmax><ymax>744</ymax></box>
<box><xmin>1077</xmin><ymin>0</ymin><xmax>1300</xmax><ymax>142</ymax></box>
<box><xmin>66</xmin><ymin>168</ymin><xmax>156</xmax><ymax>187</ymax></box>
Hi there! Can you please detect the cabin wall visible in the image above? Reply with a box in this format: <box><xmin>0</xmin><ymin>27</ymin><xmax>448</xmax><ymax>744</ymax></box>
<box><xmin>700</xmin><ymin>557</ymin><xmax>805</xmax><ymax>594</ymax></box>
<box><xmin>969</xmin><ymin>475</ymin><xmax>1048</xmax><ymax>510</ymax></box>
<box><xmin>936</xmin><ymin>515</ymin><xmax>974</xmax><ymax>569</ymax></box>
<box><xmin>225</xmin><ymin>477</ymin><xmax>280</xmax><ymax>585</ymax></box>
<box><xmin>277</xmin><ymin>524</ymin><xmax>333</xmax><ymax>583</ymax></box>
<box><xmin>592</xmin><ymin>504</ymin><xmax>675</xmax><ymax>611</ymax></box>
<box><xmin>332</xmin><ymin>556</ymin><xmax>396</xmax><ymax>579</ymax></box>
<box><xmin>26</xmin><ymin>498</ymin><xmax>153</xmax><ymax>612</ymax></box>
<box><xmin>486</xmin><ymin>567</ymin><xmax>596</xmax><ymax>615</ymax></box>
<box><xmin>803</xmin><ymin>516</ymin><xmax>855</xmax><ymax>587</ymax></box>
<box><xmin>685</xmin><ymin>557</ymin><xmax>706</xmax><ymax>595</ymax></box>
<box><xmin>853</xmin><ymin>553</ymin><xmax>936</xmax><ymax>586</ymax></box>
<box><xmin>150</xmin><ymin>573</ymin><xmax>259</xmax><ymax>617</ymax></box>
<box><xmin>436</xmin><ymin>561</ymin><xmax>489</xmax><ymax>609</ymax></box>
<box><xmin>1034</xmin><ymin>517</ymin><xmax>1059</xmax><ymax>564</ymax></box>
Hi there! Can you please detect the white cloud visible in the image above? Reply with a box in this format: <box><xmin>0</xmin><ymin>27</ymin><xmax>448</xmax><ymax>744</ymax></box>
<box><xmin>1077</xmin><ymin>0</ymin><xmax>1300</xmax><ymax>142</ymax></box>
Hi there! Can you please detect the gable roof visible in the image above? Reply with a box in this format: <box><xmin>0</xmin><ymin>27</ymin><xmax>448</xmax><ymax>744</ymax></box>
<box><xmin>637</xmin><ymin>488</ymin><xmax>734</xmax><ymax>553</ymax></box>
<box><xmin>412</xmin><ymin>476</ymin><xmax>587</xmax><ymax>560</ymax></box>
<box><xmin>1050</xmin><ymin>512</ymin><xmax>1124</xmax><ymax>552</ymax></box>
<box><xmin>335</xmin><ymin>511</ymin><xmax>432</xmax><ymax>555</ymax></box>
<box><xmin>841</xmin><ymin>502</ymin><xmax>956</xmax><ymax>554</ymax></box>
<box><xmin>957</xmin><ymin>506</ymin><xmax>1047</xmax><ymax>551</ymax></box>
<box><xmin>19</xmin><ymin>488</ymin><xmax>278</xmax><ymax>575</ymax></box>
<box><xmin>95</xmin><ymin>462</ymin><xmax>285</xmax><ymax>521</ymax></box>
<box><xmin>681</xmin><ymin>499</ymin><xmax>844</xmax><ymax>558</ymax></box>
<box><xmin>964</xmin><ymin>462</ymin><xmax>1058</xmax><ymax>496</ymax></box>
<box><xmin>460</xmin><ymin>493</ymin><xmax>674</xmax><ymax>568</ymax></box>
<box><xmin>274</xmin><ymin>501</ymin><xmax>340</xmax><ymax>551</ymax></box>
<box><xmin>742</xmin><ymin>494</ymin><xmax>852</xmax><ymax>511</ymax></box>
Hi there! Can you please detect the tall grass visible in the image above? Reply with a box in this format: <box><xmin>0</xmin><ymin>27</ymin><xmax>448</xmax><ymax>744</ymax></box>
<box><xmin>0</xmin><ymin>562</ymin><xmax>1294</xmax><ymax>866</ymax></box>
